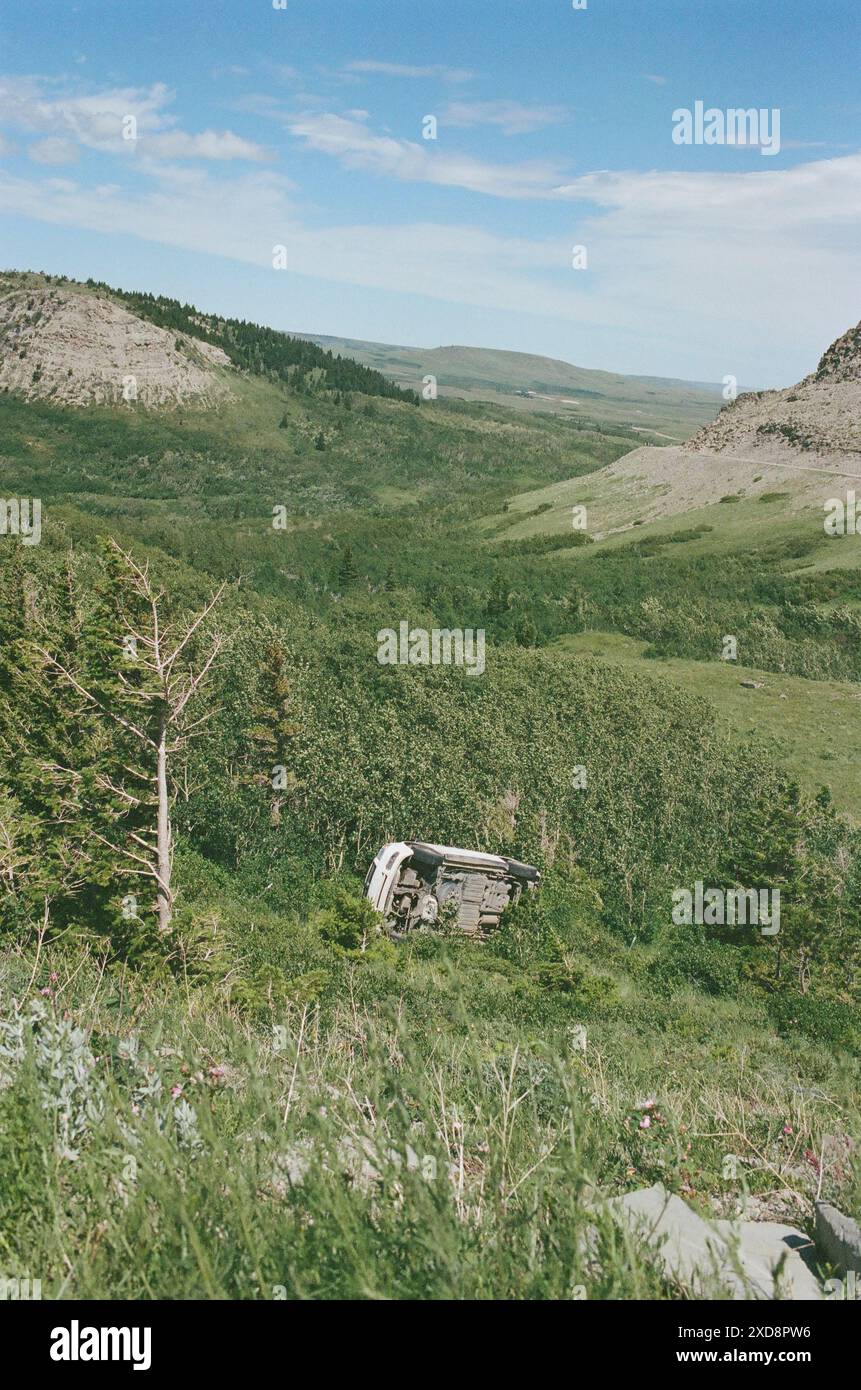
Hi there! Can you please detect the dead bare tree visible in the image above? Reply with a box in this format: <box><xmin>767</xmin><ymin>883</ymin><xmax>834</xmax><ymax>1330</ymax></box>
<box><xmin>39</xmin><ymin>542</ymin><xmax>226</xmax><ymax>932</ymax></box>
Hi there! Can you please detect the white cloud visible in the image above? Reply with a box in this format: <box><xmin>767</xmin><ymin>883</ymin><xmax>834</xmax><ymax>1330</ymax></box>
<box><xmin>231</xmin><ymin>93</ymin><xmax>290</xmax><ymax>120</ymax></box>
<box><xmin>0</xmin><ymin>129</ymin><xmax>858</xmax><ymax>383</ymax></box>
<box><xmin>0</xmin><ymin>77</ymin><xmax>172</xmax><ymax>148</ymax></box>
<box><xmin>546</xmin><ymin>154</ymin><xmax>861</xmax><ymax>376</ymax></box>
<box><xmin>143</xmin><ymin>130</ymin><xmax>270</xmax><ymax>161</ymax></box>
<box><xmin>0</xmin><ymin>76</ymin><xmax>269</xmax><ymax>162</ymax></box>
<box><xmin>287</xmin><ymin>111</ymin><xmax>560</xmax><ymax>198</ymax></box>
<box><xmin>0</xmin><ymin>162</ymin><xmax>565</xmax><ymax>310</ymax></box>
<box><xmin>41</xmin><ymin>177</ymin><xmax>79</xmax><ymax>195</ymax></box>
<box><xmin>441</xmin><ymin>101</ymin><xmax>567</xmax><ymax>135</ymax></box>
<box><xmin>551</xmin><ymin>157</ymin><xmax>861</xmax><ymax>226</ymax></box>
<box><xmin>344</xmin><ymin>60</ymin><xmax>477</xmax><ymax>83</ymax></box>
<box><xmin>644</xmin><ymin>74</ymin><xmax>667</xmax><ymax>86</ymax></box>
<box><xmin>28</xmin><ymin>136</ymin><xmax>81</xmax><ymax>165</ymax></box>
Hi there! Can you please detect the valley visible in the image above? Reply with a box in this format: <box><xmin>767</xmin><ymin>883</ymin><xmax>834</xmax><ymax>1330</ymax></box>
<box><xmin>0</xmin><ymin>271</ymin><xmax>859</xmax><ymax>1303</ymax></box>
<box><xmin>2</xmin><ymin>0</ymin><xmax>860</xmax><ymax>1323</ymax></box>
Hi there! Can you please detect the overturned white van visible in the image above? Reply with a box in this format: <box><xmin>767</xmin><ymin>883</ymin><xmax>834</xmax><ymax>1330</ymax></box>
<box><xmin>364</xmin><ymin>841</ymin><xmax>540</xmax><ymax>937</ymax></box>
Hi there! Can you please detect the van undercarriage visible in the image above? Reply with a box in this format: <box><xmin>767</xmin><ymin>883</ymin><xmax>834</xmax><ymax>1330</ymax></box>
<box><xmin>364</xmin><ymin>842</ymin><xmax>540</xmax><ymax>937</ymax></box>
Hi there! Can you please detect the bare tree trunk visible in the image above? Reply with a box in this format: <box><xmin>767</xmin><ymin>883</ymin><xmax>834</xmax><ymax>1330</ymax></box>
<box><xmin>156</xmin><ymin>712</ymin><xmax>172</xmax><ymax>931</ymax></box>
<box><xmin>39</xmin><ymin>544</ymin><xmax>225</xmax><ymax>936</ymax></box>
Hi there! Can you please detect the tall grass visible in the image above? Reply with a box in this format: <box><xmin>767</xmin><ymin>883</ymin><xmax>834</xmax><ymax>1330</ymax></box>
<box><xmin>0</xmin><ymin>933</ymin><xmax>857</xmax><ymax>1300</ymax></box>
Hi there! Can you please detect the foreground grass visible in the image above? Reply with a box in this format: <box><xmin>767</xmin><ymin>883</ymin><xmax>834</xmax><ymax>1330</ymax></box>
<box><xmin>0</xmin><ymin>919</ymin><xmax>858</xmax><ymax>1301</ymax></box>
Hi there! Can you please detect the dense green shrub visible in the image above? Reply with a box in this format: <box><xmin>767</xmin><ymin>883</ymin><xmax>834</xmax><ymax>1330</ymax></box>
<box><xmin>313</xmin><ymin>884</ymin><xmax>384</xmax><ymax>955</ymax></box>
<box><xmin>649</xmin><ymin>932</ymin><xmax>742</xmax><ymax>997</ymax></box>
<box><xmin>768</xmin><ymin>994</ymin><xmax>860</xmax><ymax>1053</ymax></box>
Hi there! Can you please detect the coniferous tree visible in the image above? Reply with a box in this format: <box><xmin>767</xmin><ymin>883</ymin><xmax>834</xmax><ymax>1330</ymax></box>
<box><xmin>486</xmin><ymin>573</ymin><xmax>510</xmax><ymax>623</ymax></box>
<box><xmin>91</xmin><ymin>281</ymin><xmax>421</xmax><ymax>403</ymax></box>
<box><xmin>246</xmin><ymin>639</ymin><xmax>299</xmax><ymax>826</ymax></box>
<box><xmin>0</xmin><ymin>549</ymin><xmax>120</xmax><ymax>931</ymax></box>
<box><xmin>722</xmin><ymin>777</ymin><xmax>859</xmax><ymax>995</ymax></box>
<box><xmin>0</xmin><ymin>548</ymin><xmax>55</xmax><ymax>925</ymax></box>
<box><xmin>337</xmin><ymin>546</ymin><xmax>358</xmax><ymax>590</ymax></box>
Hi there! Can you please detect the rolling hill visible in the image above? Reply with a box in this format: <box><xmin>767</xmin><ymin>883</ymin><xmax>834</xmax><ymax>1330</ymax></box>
<box><xmin>494</xmin><ymin>313</ymin><xmax>861</xmax><ymax>541</ymax></box>
<box><xmin>0</xmin><ymin>270</ymin><xmax>420</xmax><ymax>410</ymax></box>
<box><xmin>482</xmin><ymin>313</ymin><xmax>861</xmax><ymax>819</ymax></box>
<box><xmin>0</xmin><ymin>271</ymin><xmax>233</xmax><ymax>409</ymax></box>
<box><xmin>0</xmin><ymin>268</ymin><xmax>721</xmax><ymax>440</ymax></box>
<box><xmin>289</xmin><ymin>332</ymin><xmax>725</xmax><ymax>438</ymax></box>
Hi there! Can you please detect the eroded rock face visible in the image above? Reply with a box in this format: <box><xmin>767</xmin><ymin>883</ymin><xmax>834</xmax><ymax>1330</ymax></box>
<box><xmin>687</xmin><ymin>318</ymin><xmax>861</xmax><ymax>460</ymax></box>
<box><xmin>0</xmin><ymin>278</ymin><xmax>233</xmax><ymax>409</ymax></box>
<box><xmin>813</xmin><ymin>321</ymin><xmax>861</xmax><ymax>385</ymax></box>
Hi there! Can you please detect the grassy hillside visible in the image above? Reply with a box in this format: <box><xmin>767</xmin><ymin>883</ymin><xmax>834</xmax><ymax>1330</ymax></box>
<box><xmin>0</xmin><ymin>277</ymin><xmax>859</xmax><ymax>1300</ymax></box>
<box><xmin>3</xmin><ymin>910</ymin><xmax>858</xmax><ymax>1299</ymax></box>
<box><xmin>478</xmin><ymin>454</ymin><xmax>861</xmax><ymax>822</ymax></box>
<box><xmin>556</xmin><ymin>631</ymin><xmax>861</xmax><ymax>821</ymax></box>
<box><xmin>297</xmin><ymin>333</ymin><xmax>723</xmax><ymax>438</ymax></box>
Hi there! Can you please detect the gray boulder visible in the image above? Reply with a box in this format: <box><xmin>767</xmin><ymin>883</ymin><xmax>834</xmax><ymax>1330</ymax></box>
<box><xmin>814</xmin><ymin>1201</ymin><xmax>861</xmax><ymax>1276</ymax></box>
<box><xmin>600</xmin><ymin>1184</ymin><xmax>822</xmax><ymax>1300</ymax></box>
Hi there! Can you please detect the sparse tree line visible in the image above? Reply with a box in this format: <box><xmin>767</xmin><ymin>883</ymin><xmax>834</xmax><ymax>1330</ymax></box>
<box><xmin>85</xmin><ymin>281</ymin><xmax>421</xmax><ymax>405</ymax></box>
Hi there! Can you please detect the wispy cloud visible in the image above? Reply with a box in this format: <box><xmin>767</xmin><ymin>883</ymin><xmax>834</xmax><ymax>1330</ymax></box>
<box><xmin>28</xmin><ymin>136</ymin><xmax>80</xmax><ymax>165</ymax></box>
<box><xmin>0</xmin><ymin>77</ymin><xmax>270</xmax><ymax>162</ymax></box>
<box><xmin>441</xmin><ymin>100</ymin><xmax>567</xmax><ymax>135</ymax></box>
<box><xmin>143</xmin><ymin>130</ymin><xmax>270</xmax><ymax>161</ymax></box>
<box><xmin>1</xmin><ymin>57</ymin><xmax>858</xmax><ymax>383</ymax></box>
<box><xmin>0</xmin><ymin>76</ymin><xmax>166</xmax><ymax>148</ymax></box>
<box><xmin>550</xmin><ymin>157</ymin><xmax>861</xmax><ymax>221</ymax></box>
<box><xmin>286</xmin><ymin>111</ymin><xmax>560</xmax><ymax>197</ymax></box>
<box><xmin>644</xmin><ymin>74</ymin><xmax>667</xmax><ymax>86</ymax></box>
<box><xmin>782</xmin><ymin>139</ymin><xmax>834</xmax><ymax>150</ymax></box>
<box><xmin>2</xmin><ymin>148</ymin><xmax>859</xmax><ymax>382</ymax></box>
<box><xmin>0</xmin><ymin>162</ymin><xmax>565</xmax><ymax>311</ymax></box>
<box><xmin>270</xmin><ymin>64</ymin><xmax>302</xmax><ymax>82</ymax></box>
<box><xmin>344</xmin><ymin>60</ymin><xmax>477</xmax><ymax>83</ymax></box>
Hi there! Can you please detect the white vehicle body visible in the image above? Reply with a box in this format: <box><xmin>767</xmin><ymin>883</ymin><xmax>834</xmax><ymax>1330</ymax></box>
<box><xmin>364</xmin><ymin>841</ymin><xmax>540</xmax><ymax>936</ymax></box>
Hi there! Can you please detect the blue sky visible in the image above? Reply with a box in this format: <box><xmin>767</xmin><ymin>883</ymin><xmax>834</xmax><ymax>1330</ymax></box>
<box><xmin>0</xmin><ymin>0</ymin><xmax>859</xmax><ymax>385</ymax></box>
